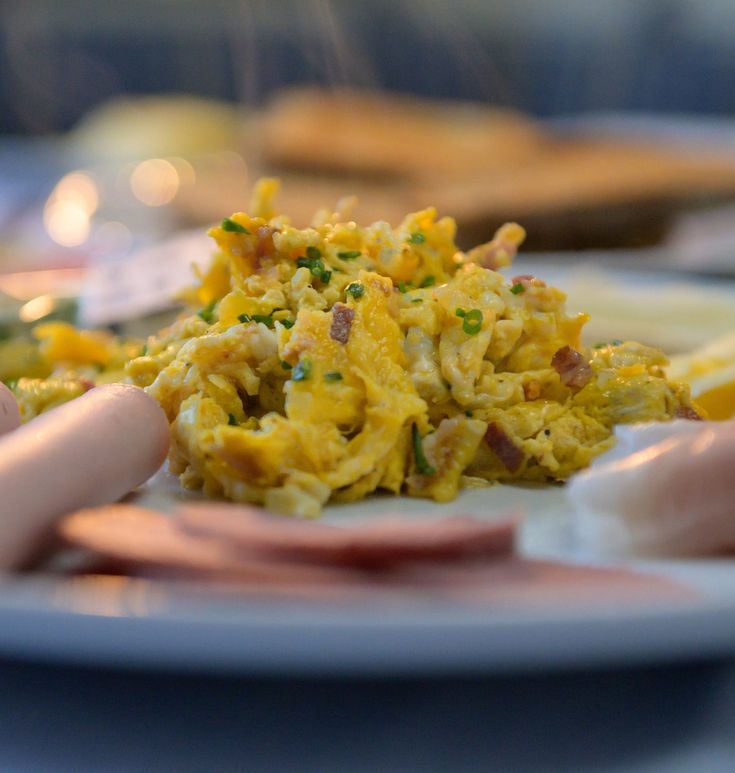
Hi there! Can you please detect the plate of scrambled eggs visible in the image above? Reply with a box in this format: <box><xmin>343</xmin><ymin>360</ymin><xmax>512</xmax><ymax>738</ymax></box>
<box><xmin>4</xmin><ymin>178</ymin><xmax>697</xmax><ymax>518</ymax></box>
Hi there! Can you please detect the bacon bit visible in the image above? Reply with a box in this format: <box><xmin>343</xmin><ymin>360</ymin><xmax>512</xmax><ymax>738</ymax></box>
<box><xmin>78</xmin><ymin>377</ymin><xmax>95</xmax><ymax>392</ymax></box>
<box><xmin>330</xmin><ymin>304</ymin><xmax>355</xmax><ymax>344</ymax></box>
<box><xmin>485</xmin><ymin>422</ymin><xmax>524</xmax><ymax>473</ymax></box>
<box><xmin>675</xmin><ymin>406</ymin><xmax>703</xmax><ymax>421</ymax></box>
<box><xmin>511</xmin><ymin>274</ymin><xmax>546</xmax><ymax>289</ymax></box>
<box><xmin>255</xmin><ymin>226</ymin><xmax>279</xmax><ymax>260</ymax></box>
<box><xmin>523</xmin><ymin>380</ymin><xmax>542</xmax><ymax>401</ymax></box>
<box><xmin>551</xmin><ymin>346</ymin><xmax>593</xmax><ymax>390</ymax></box>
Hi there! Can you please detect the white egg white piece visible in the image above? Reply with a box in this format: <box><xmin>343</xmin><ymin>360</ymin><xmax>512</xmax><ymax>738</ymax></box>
<box><xmin>568</xmin><ymin>420</ymin><xmax>735</xmax><ymax>557</ymax></box>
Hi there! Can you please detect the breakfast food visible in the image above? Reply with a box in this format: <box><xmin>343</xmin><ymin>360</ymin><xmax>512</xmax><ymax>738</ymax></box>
<box><xmin>0</xmin><ymin>384</ymin><xmax>169</xmax><ymax>569</ymax></box>
<box><xmin>569</xmin><ymin>420</ymin><xmax>735</xmax><ymax>556</ymax></box>
<box><xmin>116</xmin><ymin>178</ymin><xmax>696</xmax><ymax>516</ymax></box>
<box><xmin>58</xmin><ymin>502</ymin><xmax>688</xmax><ymax>604</ymax></box>
<box><xmin>177</xmin><ymin>503</ymin><xmax>518</xmax><ymax>568</ymax></box>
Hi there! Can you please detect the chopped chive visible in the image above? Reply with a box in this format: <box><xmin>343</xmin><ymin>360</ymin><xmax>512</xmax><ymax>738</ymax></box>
<box><xmin>296</xmin><ymin>254</ymin><xmax>330</xmax><ymax>283</ymax></box>
<box><xmin>346</xmin><ymin>283</ymin><xmax>365</xmax><ymax>299</ymax></box>
<box><xmin>337</xmin><ymin>250</ymin><xmax>361</xmax><ymax>260</ymax></box>
<box><xmin>398</xmin><ymin>281</ymin><xmax>410</xmax><ymax>293</ymax></box>
<box><xmin>4</xmin><ymin>379</ymin><xmax>17</xmax><ymax>392</ymax></box>
<box><xmin>227</xmin><ymin>413</ymin><xmax>238</xmax><ymax>426</ymax></box>
<box><xmin>408</xmin><ymin>232</ymin><xmax>426</xmax><ymax>244</ymax></box>
<box><xmin>411</xmin><ymin>298</ymin><xmax>423</xmax><ymax>304</ymax></box>
<box><xmin>252</xmin><ymin>314</ymin><xmax>275</xmax><ymax>328</ymax></box>
<box><xmin>510</xmin><ymin>283</ymin><xmax>525</xmax><ymax>295</ymax></box>
<box><xmin>419</xmin><ymin>275</ymin><xmax>435</xmax><ymax>288</ymax></box>
<box><xmin>465</xmin><ymin>410</ymin><xmax>473</xmax><ymax>417</ymax></box>
<box><xmin>595</xmin><ymin>339</ymin><xmax>623</xmax><ymax>349</ymax></box>
<box><xmin>198</xmin><ymin>300</ymin><xmax>216</xmax><ymax>323</ymax></box>
<box><xmin>238</xmin><ymin>313</ymin><xmax>251</xmax><ymax>323</ymax></box>
<box><xmin>324</xmin><ymin>371</ymin><xmax>343</xmax><ymax>382</ymax></box>
<box><xmin>455</xmin><ymin>308</ymin><xmax>466</xmax><ymax>318</ymax></box>
<box><xmin>280</xmin><ymin>319</ymin><xmax>294</xmax><ymax>329</ymax></box>
<box><xmin>220</xmin><ymin>218</ymin><xmax>250</xmax><ymax>234</ymax></box>
<box><xmin>462</xmin><ymin>308</ymin><xmax>483</xmax><ymax>336</ymax></box>
<box><xmin>139</xmin><ymin>344</ymin><xmax>148</xmax><ymax>356</ymax></box>
<box><xmin>280</xmin><ymin>360</ymin><xmax>293</xmax><ymax>370</ymax></box>
<box><xmin>292</xmin><ymin>359</ymin><xmax>312</xmax><ymax>382</ymax></box>
<box><xmin>412</xmin><ymin>423</ymin><xmax>436</xmax><ymax>476</ymax></box>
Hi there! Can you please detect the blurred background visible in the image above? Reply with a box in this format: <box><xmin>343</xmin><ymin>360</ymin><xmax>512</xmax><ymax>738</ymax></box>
<box><xmin>4</xmin><ymin>0</ymin><xmax>735</xmax><ymax>132</ymax></box>
<box><xmin>3</xmin><ymin>0</ymin><xmax>735</xmax><ymax>345</ymax></box>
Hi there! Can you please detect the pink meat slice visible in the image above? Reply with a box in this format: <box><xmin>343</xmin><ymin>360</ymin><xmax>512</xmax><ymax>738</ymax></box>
<box><xmin>59</xmin><ymin>505</ymin><xmax>366</xmax><ymax>588</ymax></box>
<box><xmin>388</xmin><ymin>558</ymin><xmax>694</xmax><ymax>606</ymax></box>
<box><xmin>176</xmin><ymin>503</ymin><xmax>518</xmax><ymax>567</ymax></box>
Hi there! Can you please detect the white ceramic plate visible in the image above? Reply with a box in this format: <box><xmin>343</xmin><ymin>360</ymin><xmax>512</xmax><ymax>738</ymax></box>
<box><xmin>3</xmin><ymin>268</ymin><xmax>735</xmax><ymax>676</ymax></box>
<box><xmin>1</xmin><ymin>479</ymin><xmax>735</xmax><ymax>676</ymax></box>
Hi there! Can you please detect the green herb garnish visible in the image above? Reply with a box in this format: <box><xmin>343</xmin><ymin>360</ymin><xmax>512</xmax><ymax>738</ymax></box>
<box><xmin>346</xmin><ymin>283</ymin><xmax>365</xmax><ymax>299</ymax></box>
<box><xmin>280</xmin><ymin>319</ymin><xmax>294</xmax><ymax>330</ymax></box>
<box><xmin>220</xmin><ymin>218</ymin><xmax>250</xmax><ymax>234</ymax></box>
<box><xmin>398</xmin><ymin>281</ymin><xmax>410</xmax><ymax>293</ymax></box>
<box><xmin>238</xmin><ymin>313</ymin><xmax>252</xmax><ymax>324</ymax></box>
<box><xmin>280</xmin><ymin>360</ymin><xmax>293</xmax><ymax>370</ymax></box>
<box><xmin>408</xmin><ymin>232</ymin><xmax>426</xmax><ymax>244</ymax></box>
<box><xmin>252</xmin><ymin>314</ymin><xmax>275</xmax><ymax>328</ymax></box>
<box><xmin>455</xmin><ymin>308</ymin><xmax>466</xmax><ymax>318</ymax></box>
<box><xmin>324</xmin><ymin>371</ymin><xmax>343</xmax><ymax>382</ymax></box>
<box><xmin>419</xmin><ymin>275</ymin><xmax>435</xmax><ymax>288</ymax></box>
<box><xmin>464</xmin><ymin>410</ymin><xmax>473</xmax><ymax>417</ymax></box>
<box><xmin>510</xmin><ymin>283</ymin><xmax>525</xmax><ymax>295</ymax></box>
<box><xmin>292</xmin><ymin>359</ymin><xmax>312</xmax><ymax>382</ymax></box>
<box><xmin>594</xmin><ymin>339</ymin><xmax>623</xmax><ymax>349</ymax></box>
<box><xmin>337</xmin><ymin>250</ymin><xmax>361</xmax><ymax>260</ymax></box>
<box><xmin>227</xmin><ymin>413</ymin><xmax>238</xmax><ymax>426</ymax></box>
<box><xmin>411</xmin><ymin>298</ymin><xmax>423</xmax><ymax>304</ymax></box>
<box><xmin>296</xmin><ymin>253</ymin><xmax>330</xmax><ymax>283</ymax></box>
<box><xmin>412</xmin><ymin>423</ymin><xmax>436</xmax><ymax>476</ymax></box>
<box><xmin>139</xmin><ymin>344</ymin><xmax>148</xmax><ymax>356</ymax></box>
<box><xmin>198</xmin><ymin>300</ymin><xmax>216</xmax><ymax>323</ymax></box>
<box><xmin>462</xmin><ymin>309</ymin><xmax>483</xmax><ymax>336</ymax></box>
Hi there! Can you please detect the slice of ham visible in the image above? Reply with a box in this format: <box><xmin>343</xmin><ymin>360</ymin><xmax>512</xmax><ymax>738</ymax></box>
<box><xmin>0</xmin><ymin>384</ymin><xmax>20</xmax><ymax>437</ymax></box>
<box><xmin>177</xmin><ymin>503</ymin><xmax>518</xmax><ymax>568</ymax></box>
<box><xmin>58</xmin><ymin>503</ymin><xmax>690</xmax><ymax>606</ymax></box>
<box><xmin>551</xmin><ymin>346</ymin><xmax>593</xmax><ymax>389</ymax></box>
<box><xmin>59</xmin><ymin>505</ymin><xmax>363</xmax><ymax>591</ymax></box>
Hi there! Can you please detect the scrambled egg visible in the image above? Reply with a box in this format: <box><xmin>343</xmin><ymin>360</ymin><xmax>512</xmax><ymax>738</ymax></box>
<box><xmin>3</xmin><ymin>323</ymin><xmax>140</xmax><ymax>421</ymax></box>
<box><xmin>117</xmin><ymin>178</ymin><xmax>693</xmax><ymax>516</ymax></box>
